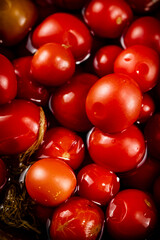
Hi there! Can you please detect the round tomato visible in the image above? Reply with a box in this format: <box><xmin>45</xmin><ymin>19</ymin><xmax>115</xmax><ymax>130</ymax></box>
<box><xmin>86</xmin><ymin>73</ymin><xmax>142</xmax><ymax>133</ymax></box>
<box><xmin>30</xmin><ymin>43</ymin><xmax>75</xmax><ymax>86</ymax></box>
<box><xmin>106</xmin><ymin>189</ymin><xmax>157</xmax><ymax>240</ymax></box>
<box><xmin>0</xmin><ymin>54</ymin><xmax>17</xmax><ymax>105</ymax></box>
<box><xmin>83</xmin><ymin>0</ymin><xmax>133</xmax><ymax>38</ymax></box>
<box><xmin>31</xmin><ymin>12</ymin><xmax>92</xmax><ymax>62</ymax></box>
<box><xmin>0</xmin><ymin>0</ymin><xmax>37</xmax><ymax>46</ymax></box>
<box><xmin>87</xmin><ymin>125</ymin><xmax>146</xmax><ymax>173</ymax></box>
<box><xmin>25</xmin><ymin>158</ymin><xmax>77</xmax><ymax>207</ymax></box>
<box><xmin>123</xmin><ymin>16</ymin><xmax>160</xmax><ymax>54</ymax></box>
<box><xmin>50</xmin><ymin>197</ymin><xmax>104</xmax><ymax>240</ymax></box>
<box><xmin>125</xmin><ymin>0</ymin><xmax>160</xmax><ymax>13</ymax></box>
<box><xmin>114</xmin><ymin>45</ymin><xmax>160</xmax><ymax>92</ymax></box>
<box><xmin>0</xmin><ymin>99</ymin><xmax>43</xmax><ymax>155</ymax></box>
<box><xmin>36</xmin><ymin>127</ymin><xmax>85</xmax><ymax>170</ymax></box>
<box><xmin>49</xmin><ymin>73</ymin><xmax>98</xmax><ymax>132</ymax></box>
<box><xmin>77</xmin><ymin>163</ymin><xmax>120</xmax><ymax>205</ymax></box>
<box><xmin>13</xmin><ymin>56</ymin><xmax>49</xmax><ymax>106</ymax></box>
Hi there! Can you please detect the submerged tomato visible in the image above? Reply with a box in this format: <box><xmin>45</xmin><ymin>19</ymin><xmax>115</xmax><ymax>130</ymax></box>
<box><xmin>25</xmin><ymin>158</ymin><xmax>77</xmax><ymax>207</ymax></box>
<box><xmin>30</xmin><ymin>43</ymin><xmax>75</xmax><ymax>87</ymax></box>
<box><xmin>36</xmin><ymin>127</ymin><xmax>85</xmax><ymax>170</ymax></box>
<box><xmin>0</xmin><ymin>54</ymin><xmax>17</xmax><ymax>105</ymax></box>
<box><xmin>50</xmin><ymin>197</ymin><xmax>104</xmax><ymax>240</ymax></box>
<box><xmin>0</xmin><ymin>99</ymin><xmax>42</xmax><ymax>155</ymax></box>
<box><xmin>31</xmin><ymin>12</ymin><xmax>92</xmax><ymax>62</ymax></box>
<box><xmin>0</xmin><ymin>0</ymin><xmax>37</xmax><ymax>46</ymax></box>
<box><xmin>86</xmin><ymin>73</ymin><xmax>142</xmax><ymax>133</ymax></box>
<box><xmin>106</xmin><ymin>189</ymin><xmax>157</xmax><ymax>240</ymax></box>
<box><xmin>87</xmin><ymin>125</ymin><xmax>146</xmax><ymax>173</ymax></box>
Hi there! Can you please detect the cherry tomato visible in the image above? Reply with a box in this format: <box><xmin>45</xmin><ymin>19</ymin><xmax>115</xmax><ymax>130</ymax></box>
<box><xmin>0</xmin><ymin>99</ymin><xmax>43</xmax><ymax>155</ymax></box>
<box><xmin>30</xmin><ymin>43</ymin><xmax>75</xmax><ymax>87</ymax></box>
<box><xmin>123</xmin><ymin>16</ymin><xmax>160</xmax><ymax>54</ymax></box>
<box><xmin>13</xmin><ymin>56</ymin><xmax>49</xmax><ymax>106</ymax></box>
<box><xmin>144</xmin><ymin>113</ymin><xmax>160</xmax><ymax>160</ymax></box>
<box><xmin>83</xmin><ymin>0</ymin><xmax>133</xmax><ymax>38</ymax></box>
<box><xmin>34</xmin><ymin>204</ymin><xmax>54</xmax><ymax>223</ymax></box>
<box><xmin>0</xmin><ymin>0</ymin><xmax>37</xmax><ymax>46</ymax></box>
<box><xmin>125</xmin><ymin>0</ymin><xmax>160</xmax><ymax>13</ymax></box>
<box><xmin>54</xmin><ymin>0</ymin><xmax>89</xmax><ymax>9</ymax></box>
<box><xmin>86</xmin><ymin>73</ymin><xmax>142</xmax><ymax>133</ymax></box>
<box><xmin>87</xmin><ymin>125</ymin><xmax>146</xmax><ymax>173</ymax></box>
<box><xmin>0</xmin><ymin>54</ymin><xmax>17</xmax><ymax>105</ymax></box>
<box><xmin>25</xmin><ymin>158</ymin><xmax>76</xmax><ymax>207</ymax></box>
<box><xmin>137</xmin><ymin>93</ymin><xmax>155</xmax><ymax>124</ymax></box>
<box><xmin>77</xmin><ymin>163</ymin><xmax>120</xmax><ymax>205</ymax></box>
<box><xmin>31</xmin><ymin>13</ymin><xmax>92</xmax><ymax>62</ymax></box>
<box><xmin>0</xmin><ymin>158</ymin><xmax>7</xmax><ymax>190</ymax></box>
<box><xmin>106</xmin><ymin>189</ymin><xmax>157</xmax><ymax>240</ymax></box>
<box><xmin>114</xmin><ymin>45</ymin><xmax>160</xmax><ymax>92</ymax></box>
<box><xmin>50</xmin><ymin>197</ymin><xmax>104</xmax><ymax>240</ymax></box>
<box><xmin>49</xmin><ymin>73</ymin><xmax>98</xmax><ymax>132</ymax></box>
<box><xmin>36</xmin><ymin>127</ymin><xmax>85</xmax><ymax>170</ymax></box>
<box><xmin>93</xmin><ymin>45</ymin><xmax>122</xmax><ymax>77</ymax></box>
<box><xmin>119</xmin><ymin>156</ymin><xmax>160</xmax><ymax>191</ymax></box>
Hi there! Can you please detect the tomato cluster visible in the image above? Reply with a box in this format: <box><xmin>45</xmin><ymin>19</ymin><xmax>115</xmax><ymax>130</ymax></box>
<box><xmin>0</xmin><ymin>0</ymin><xmax>160</xmax><ymax>240</ymax></box>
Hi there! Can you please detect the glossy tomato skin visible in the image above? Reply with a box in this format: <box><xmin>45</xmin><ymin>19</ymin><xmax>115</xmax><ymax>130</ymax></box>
<box><xmin>49</xmin><ymin>73</ymin><xmax>98</xmax><ymax>132</ymax></box>
<box><xmin>144</xmin><ymin>113</ymin><xmax>160</xmax><ymax>160</ymax></box>
<box><xmin>87</xmin><ymin>125</ymin><xmax>146</xmax><ymax>173</ymax></box>
<box><xmin>31</xmin><ymin>13</ymin><xmax>92</xmax><ymax>62</ymax></box>
<box><xmin>50</xmin><ymin>197</ymin><xmax>104</xmax><ymax>240</ymax></box>
<box><xmin>106</xmin><ymin>189</ymin><xmax>157</xmax><ymax>240</ymax></box>
<box><xmin>125</xmin><ymin>0</ymin><xmax>160</xmax><ymax>13</ymax></box>
<box><xmin>119</xmin><ymin>157</ymin><xmax>160</xmax><ymax>191</ymax></box>
<box><xmin>13</xmin><ymin>56</ymin><xmax>49</xmax><ymax>106</ymax></box>
<box><xmin>36</xmin><ymin>127</ymin><xmax>85</xmax><ymax>170</ymax></box>
<box><xmin>86</xmin><ymin>73</ymin><xmax>142</xmax><ymax>133</ymax></box>
<box><xmin>30</xmin><ymin>43</ymin><xmax>75</xmax><ymax>87</ymax></box>
<box><xmin>0</xmin><ymin>158</ymin><xmax>7</xmax><ymax>190</ymax></box>
<box><xmin>93</xmin><ymin>45</ymin><xmax>122</xmax><ymax>77</ymax></box>
<box><xmin>137</xmin><ymin>93</ymin><xmax>155</xmax><ymax>124</ymax></box>
<box><xmin>0</xmin><ymin>54</ymin><xmax>17</xmax><ymax>105</ymax></box>
<box><xmin>25</xmin><ymin>158</ymin><xmax>76</xmax><ymax>207</ymax></box>
<box><xmin>114</xmin><ymin>45</ymin><xmax>160</xmax><ymax>92</ymax></box>
<box><xmin>0</xmin><ymin>0</ymin><xmax>37</xmax><ymax>46</ymax></box>
<box><xmin>0</xmin><ymin>99</ymin><xmax>41</xmax><ymax>155</ymax></box>
<box><xmin>83</xmin><ymin>0</ymin><xmax>133</xmax><ymax>38</ymax></box>
<box><xmin>77</xmin><ymin>163</ymin><xmax>120</xmax><ymax>205</ymax></box>
<box><xmin>123</xmin><ymin>16</ymin><xmax>160</xmax><ymax>54</ymax></box>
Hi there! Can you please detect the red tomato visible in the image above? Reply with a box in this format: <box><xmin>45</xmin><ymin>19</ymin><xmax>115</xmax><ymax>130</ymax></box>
<box><xmin>49</xmin><ymin>73</ymin><xmax>98</xmax><ymax>132</ymax></box>
<box><xmin>144</xmin><ymin>113</ymin><xmax>160</xmax><ymax>160</ymax></box>
<box><xmin>125</xmin><ymin>0</ymin><xmax>160</xmax><ymax>13</ymax></box>
<box><xmin>87</xmin><ymin>125</ymin><xmax>146</xmax><ymax>173</ymax></box>
<box><xmin>137</xmin><ymin>93</ymin><xmax>155</xmax><ymax>124</ymax></box>
<box><xmin>0</xmin><ymin>158</ymin><xmax>7</xmax><ymax>190</ymax></box>
<box><xmin>93</xmin><ymin>45</ymin><xmax>122</xmax><ymax>77</ymax></box>
<box><xmin>0</xmin><ymin>54</ymin><xmax>17</xmax><ymax>105</ymax></box>
<box><xmin>123</xmin><ymin>16</ymin><xmax>160</xmax><ymax>54</ymax></box>
<box><xmin>77</xmin><ymin>163</ymin><xmax>120</xmax><ymax>205</ymax></box>
<box><xmin>0</xmin><ymin>99</ymin><xmax>43</xmax><ymax>155</ymax></box>
<box><xmin>13</xmin><ymin>56</ymin><xmax>49</xmax><ymax>106</ymax></box>
<box><xmin>114</xmin><ymin>45</ymin><xmax>160</xmax><ymax>92</ymax></box>
<box><xmin>25</xmin><ymin>158</ymin><xmax>76</xmax><ymax>207</ymax></box>
<box><xmin>36</xmin><ymin>127</ymin><xmax>85</xmax><ymax>170</ymax></box>
<box><xmin>30</xmin><ymin>43</ymin><xmax>75</xmax><ymax>87</ymax></box>
<box><xmin>0</xmin><ymin>0</ymin><xmax>37</xmax><ymax>46</ymax></box>
<box><xmin>86</xmin><ymin>73</ymin><xmax>142</xmax><ymax>133</ymax></box>
<box><xmin>119</xmin><ymin>157</ymin><xmax>160</xmax><ymax>191</ymax></box>
<box><xmin>34</xmin><ymin>204</ymin><xmax>54</xmax><ymax>223</ymax></box>
<box><xmin>50</xmin><ymin>197</ymin><xmax>104</xmax><ymax>240</ymax></box>
<box><xmin>31</xmin><ymin>13</ymin><xmax>92</xmax><ymax>62</ymax></box>
<box><xmin>83</xmin><ymin>0</ymin><xmax>133</xmax><ymax>38</ymax></box>
<box><xmin>54</xmin><ymin>0</ymin><xmax>89</xmax><ymax>9</ymax></box>
<box><xmin>106</xmin><ymin>189</ymin><xmax>157</xmax><ymax>240</ymax></box>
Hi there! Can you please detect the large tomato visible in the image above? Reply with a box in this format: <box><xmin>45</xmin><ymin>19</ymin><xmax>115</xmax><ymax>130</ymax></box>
<box><xmin>25</xmin><ymin>158</ymin><xmax>77</xmax><ymax>206</ymax></box>
<box><xmin>86</xmin><ymin>73</ymin><xmax>142</xmax><ymax>133</ymax></box>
